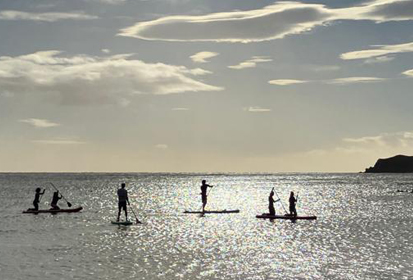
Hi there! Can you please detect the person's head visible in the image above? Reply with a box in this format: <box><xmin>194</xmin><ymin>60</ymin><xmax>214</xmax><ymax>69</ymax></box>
<box><xmin>290</xmin><ymin>191</ymin><xmax>294</xmax><ymax>197</ymax></box>
<box><xmin>202</xmin><ymin>180</ymin><xmax>206</xmax><ymax>184</ymax></box>
<box><xmin>121</xmin><ymin>183</ymin><xmax>126</xmax><ymax>189</ymax></box>
<box><xmin>270</xmin><ymin>191</ymin><xmax>274</xmax><ymax>197</ymax></box>
<box><xmin>53</xmin><ymin>191</ymin><xmax>58</xmax><ymax>196</ymax></box>
<box><xmin>35</xmin><ymin>187</ymin><xmax>41</xmax><ymax>193</ymax></box>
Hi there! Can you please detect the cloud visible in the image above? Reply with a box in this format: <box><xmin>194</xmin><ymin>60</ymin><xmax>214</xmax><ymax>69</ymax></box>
<box><xmin>19</xmin><ymin>118</ymin><xmax>60</xmax><ymax>128</ymax></box>
<box><xmin>341</xmin><ymin>41</ymin><xmax>413</xmax><ymax>60</ymax></box>
<box><xmin>326</xmin><ymin>77</ymin><xmax>385</xmax><ymax>84</ymax></box>
<box><xmin>403</xmin><ymin>69</ymin><xmax>413</xmax><ymax>76</ymax></box>
<box><xmin>190</xmin><ymin>51</ymin><xmax>219</xmax><ymax>63</ymax></box>
<box><xmin>0</xmin><ymin>10</ymin><xmax>97</xmax><ymax>22</ymax></box>
<box><xmin>172</xmin><ymin>107</ymin><xmax>189</xmax><ymax>111</ymax></box>
<box><xmin>268</xmin><ymin>79</ymin><xmax>307</xmax><ymax>86</ymax></box>
<box><xmin>245</xmin><ymin>106</ymin><xmax>272</xmax><ymax>112</ymax></box>
<box><xmin>0</xmin><ymin>51</ymin><xmax>223</xmax><ymax>106</ymax></box>
<box><xmin>364</xmin><ymin>56</ymin><xmax>395</xmax><ymax>64</ymax></box>
<box><xmin>119</xmin><ymin>0</ymin><xmax>413</xmax><ymax>43</ymax></box>
<box><xmin>32</xmin><ymin>138</ymin><xmax>85</xmax><ymax>145</ymax></box>
<box><xmin>228</xmin><ymin>56</ymin><xmax>272</xmax><ymax>70</ymax></box>
<box><xmin>155</xmin><ymin>144</ymin><xmax>168</xmax><ymax>149</ymax></box>
<box><xmin>101</xmin><ymin>49</ymin><xmax>111</xmax><ymax>54</ymax></box>
<box><xmin>336</xmin><ymin>131</ymin><xmax>413</xmax><ymax>155</ymax></box>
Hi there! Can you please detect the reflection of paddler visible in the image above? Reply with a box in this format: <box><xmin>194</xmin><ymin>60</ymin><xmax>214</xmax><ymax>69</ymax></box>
<box><xmin>268</xmin><ymin>189</ymin><xmax>280</xmax><ymax>215</ymax></box>
<box><xmin>200</xmin><ymin>180</ymin><xmax>213</xmax><ymax>212</ymax></box>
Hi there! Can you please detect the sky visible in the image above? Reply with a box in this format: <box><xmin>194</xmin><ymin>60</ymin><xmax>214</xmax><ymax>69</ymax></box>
<box><xmin>1</xmin><ymin>0</ymin><xmax>413</xmax><ymax>172</ymax></box>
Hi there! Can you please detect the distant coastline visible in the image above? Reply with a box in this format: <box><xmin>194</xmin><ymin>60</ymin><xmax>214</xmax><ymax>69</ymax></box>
<box><xmin>365</xmin><ymin>155</ymin><xmax>413</xmax><ymax>173</ymax></box>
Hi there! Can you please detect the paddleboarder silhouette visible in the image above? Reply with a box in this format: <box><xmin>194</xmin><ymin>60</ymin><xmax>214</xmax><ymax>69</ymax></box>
<box><xmin>117</xmin><ymin>183</ymin><xmax>130</xmax><ymax>222</ymax></box>
<box><xmin>289</xmin><ymin>191</ymin><xmax>297</xmax><ymax>217</ymax></box>
<box><xmin>201</xmin><ymin>180</ymin><xmax>213</xmax><ymax>212</ymax></box>
<box><xmin>31</xmin><ymin>187</ymin><xmax>45</xmax><ymax>211</ymax></box>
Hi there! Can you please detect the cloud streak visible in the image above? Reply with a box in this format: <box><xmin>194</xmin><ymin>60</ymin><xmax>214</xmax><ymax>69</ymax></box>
<box><xmin>119</xmin><ymin>0</ymin><xmax>413</xmax><ymax>43</ymax></box>
<box><xmin>0</xmin><ymin>51</ymin><xmax>223</xmax><ymax>106</ymax></box>
<box><xmin>228</xmin><ymin>56</ymin><xmax>272</xmax><ymax>70</ymax></box>
<box><xmin>20</xmin><ymin>118</ymin><xmax>60</xmax><ymax>128</ymax></box>
<box><xmin>268</xmin><ymin>77</ymin><xmax>385</xmax><ymax>86</ymax></box>
<box><xmin>245</xmin><ymin>106</ymin><xmax>272</xmax><ymax>112</ymax></box>
<box><xmin>268</xmin><ymin>79</ymin><xmax>307</xmax><ymax>86</ymax></box>
<box><xmin>32</xmin><ymin>138</ymin><xmax>85</xmax><ymax>145</ymax></box>
<box><xmin>0</xmin><ymin>10</ymin><xmax>97</xmax><ymax>22</ymax></box>
<box><xmin>190</xmin><ymin>51</ymin><xmax>219</xmax><ymax>63</ymax></box>
<box><xmin>341</xmin><ymin>41</ymin><xmax>413</xmax><ymax>60</ymax></box>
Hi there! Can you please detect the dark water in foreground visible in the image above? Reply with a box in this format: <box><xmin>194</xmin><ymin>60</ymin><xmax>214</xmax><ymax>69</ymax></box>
<box><xmin>1</xmin><ymin>173</ymin><xmax>413</xmax><ymax>280</ymax></box>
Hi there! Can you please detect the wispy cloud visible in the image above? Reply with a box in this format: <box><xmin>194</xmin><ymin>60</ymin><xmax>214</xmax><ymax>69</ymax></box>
<box><xmin>228</xmin><ymin>56</ymin><xmax>272</xmax><ymax>70</ymax></box>
<box><xmin>155</xmin><ymin>144</ymin><xmax>168</xmax><ymax>149</ymax></box>
<box><xmin>269</xmin><ymin>76</ymin><xmax>385</xmax><ymax>86</ymax></box>
<box><xmin>364</xmin><ymin>56</ymin><xmax>395</xmax><ymax>64</ymax></box>
<box><xmin>119</xmin><ymin>0</ymin><xmax>413</xmax><ymax>43</ymax></box>
<box><xmin>0</xmin><ymin>51</ymin><xmax>223</xmax><ymax>106</ymax></box>
<box><xmin>172</xmin><ymin>107</ymin><xmax>189</xmax><ymax>111</ymax></box>
<box><xmin>403</xmin><ymin>69</ymin><xmax>413</xmax><ymax>77</ymax></box>
<box><xmin>341</xmin><ymin>41</ymin><xmax>413</xmax><ymax>60</ymax></box>
<box><xmin>32</xmin><ymin>138</ymin><xmax>85</xmax><ymax>145</ymax></box>
<box><xmin>326</xmin><ymin>77</ymin><xmax>385</xmax><ymax>85</ymax></box>
<box><xmin>245</xmin><ymin>106</ymin><xmax>271</xmax><ymax>113</ymax></box>
<box><xmin>19</xmin><ymin>118</ymin><xmax>60</xmax><ymax>128</ymax></box>
<box><xmin>190</xmin><ymin>51</ymin><xmax>219</xmax><ymax>63</ymax></box>
<box><xmin>268</xmin><ymin>79</ymin><xmax>307</xmax><ymax>86</ymax></box>
<box><xmin>0</xmin><ymin>10</ymin><xmax>97</xmax><ymax>22</ymax></box>
<box><xmin>101</xmin><ymin>49</ymin><xmax>111</xmax><ymax>54</ymax></box>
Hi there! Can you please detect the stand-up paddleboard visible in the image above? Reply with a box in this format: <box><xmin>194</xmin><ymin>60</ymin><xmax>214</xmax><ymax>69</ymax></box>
<box><xmin>111</xmin><ymin>220</ymin><xmax>133</xmax><ymax>226</ymax></box>
<box><xmin>256</xmin><ymin>213</ymin><xmax>317</xmax><ymax>220</ymax></box>
<box><xmin>184</xmin><ymin>210</ymin><xmax>240</xmax><ymax>214</ymax></box>
<box><xmin>22</xmin><ymin>207</ymin><xmax>83</xmax><ymax>214</ymax></box>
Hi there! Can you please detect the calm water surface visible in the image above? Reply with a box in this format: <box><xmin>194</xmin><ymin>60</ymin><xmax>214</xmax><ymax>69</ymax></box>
<box><xmin>0</xmin><ymin>173</ymin><xmax>413</xmax><ymax>280</ymax></box>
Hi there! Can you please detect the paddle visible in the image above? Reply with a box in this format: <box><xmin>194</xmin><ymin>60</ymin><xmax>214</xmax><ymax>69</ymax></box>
<box><xmin>49</xmin><ymin>182</ymin><xmax>72</xmax><ymax>208</ymax></box>
<box><xmin>129</xmin><ymin>204</ymin><xmax>142</xmax><ymax>224</ymax></box>
<box><xmin>272</xmin><ymin>187</ymin><xmax>288</xmax><ymax>214</ymax></box>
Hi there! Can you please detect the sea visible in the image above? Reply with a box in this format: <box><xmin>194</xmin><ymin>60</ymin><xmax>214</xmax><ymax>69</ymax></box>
<box><xmin>0</xmin><ymin>173</ymin><xmax>412</xmax><ymax>280</ymax></box>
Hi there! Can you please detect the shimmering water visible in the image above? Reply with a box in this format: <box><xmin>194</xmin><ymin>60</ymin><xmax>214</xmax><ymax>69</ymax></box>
<box><xmin>1</xmin><ymin>173</ymin><xmax>413</xmax><ymax>280</ymax></box>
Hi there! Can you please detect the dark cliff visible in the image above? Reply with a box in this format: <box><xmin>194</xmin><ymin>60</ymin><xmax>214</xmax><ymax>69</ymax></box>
<box><xmin>365</xmin><ymin>155</ymin><xmax>413</xmax><ymax>173</ymax></box>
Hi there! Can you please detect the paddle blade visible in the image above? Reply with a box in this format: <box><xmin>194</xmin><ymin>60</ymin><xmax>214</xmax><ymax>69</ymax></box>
<box><xmin>67</xmin><ymin>202</ymin><xmax>72</xmax><ymax>208</ymax></box>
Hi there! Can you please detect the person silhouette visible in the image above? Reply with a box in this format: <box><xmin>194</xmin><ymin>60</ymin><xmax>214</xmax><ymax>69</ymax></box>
<box><xmin>117</xmin><ymin>183</ymin><xmax>130</xmax><ymax>222</ymax></box>
<box><xmin>32</xmin><ymin>187</ymin><xmax>45</xmax><ymax>211</ymax></box>
<box><xmin>50</xmin><ymin>191</ymin><xmax>63</xmax><ymax>210</ymax></box>
<box><xmin>200</xmin><ymin>180</ymin><xmax>213</xmax><ymax>212</ymax></box>
<box><xmin>289</xmin><ymin>191</ymin><xmax>297</xmax><ymax>217</ymax></box>
<box><xmin>268</xmin><ymin>190</ymin><xmax>279</xmax><ymax>215</ymax></box>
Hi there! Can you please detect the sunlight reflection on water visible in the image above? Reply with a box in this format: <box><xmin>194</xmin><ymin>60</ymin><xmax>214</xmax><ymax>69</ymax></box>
<box><xmin>1</xmin><ymin>173</ymin><xmax>413</xmax><ymax>279</ymax></box>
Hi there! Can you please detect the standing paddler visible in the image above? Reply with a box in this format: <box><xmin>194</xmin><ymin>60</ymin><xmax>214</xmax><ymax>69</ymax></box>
<box><xmin>117</xmin><ymin>183</ymin><xmax>130</xmax><ymax>222</ymax></box>
<box><xmin>289</xmin><ymin>191</ymin><xmax>297</xmax><ymax>217</ymax></box>
<box><xmin>31</xmin><ymin>187</ymin><xmax>45</xmax><ymax>211</ymax></box>
<box><xmin>268</xmin><ymin>189</ymin><xmax>280</xmax><ymax>215</ymax></box>
<box><xmin>201</xmin><ymin>180</ymin><xmax>213</xmax><ymax>212</ymax></box>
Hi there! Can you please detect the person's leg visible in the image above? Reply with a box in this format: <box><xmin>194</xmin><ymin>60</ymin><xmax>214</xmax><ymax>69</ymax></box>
<box><xmin>202</xmin><ymin>196</ymin><xmax>207</xmax><ymax>212</ymax></box>
<box><xmin>34</xmin><ymin>201</ymin><xmax>38</xmax><ymax>211</ymax></box>
<box><xmin>125</xmin><ymin>204</ymin><xmax>128</xmax><ymax>221</ymax></box>
<box><xmin>117</xmin><ymin>203</ymin><xmax>121</xmax><ymax>221</ymax></box>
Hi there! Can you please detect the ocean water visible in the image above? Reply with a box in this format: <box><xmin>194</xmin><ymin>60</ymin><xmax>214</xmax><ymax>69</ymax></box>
<box><xmin>1</xmin><ymin>173</ymin><xmax>413</xmax><ymax>280</ymax></box>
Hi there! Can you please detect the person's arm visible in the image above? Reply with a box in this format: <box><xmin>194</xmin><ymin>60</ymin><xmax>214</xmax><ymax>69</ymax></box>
<box><xmin>41</xmin><ymin>189</ymin><xmax>46</xmax><ymax>195</ymax></box>
<box><xmin>126</xmin><ymin>192</ymin><xmax>130</xmax><ymax>205</ymax></box>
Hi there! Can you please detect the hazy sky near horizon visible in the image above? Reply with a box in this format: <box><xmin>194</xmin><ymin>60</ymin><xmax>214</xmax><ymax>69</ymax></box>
<box><xmin>1</xmin><ymin>0</ymin><xmax>413</xmax><ymax>172</ymax></box>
